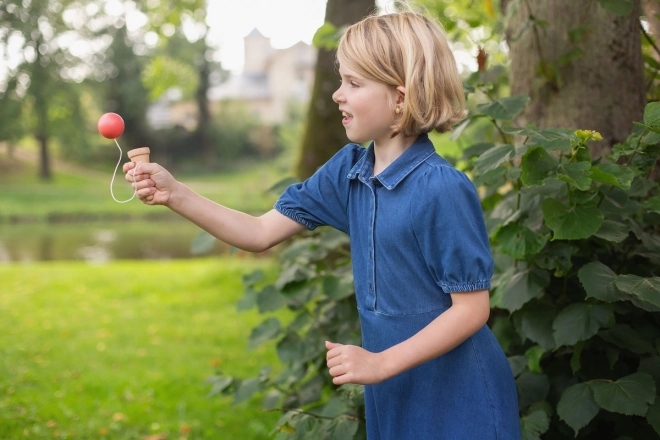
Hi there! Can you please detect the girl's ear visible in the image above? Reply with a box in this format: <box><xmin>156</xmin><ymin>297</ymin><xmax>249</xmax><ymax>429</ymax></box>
<box><xmin>396</xmin><ymin>85</ymin><xmax>406</xmax><ymax>105</ymax></box>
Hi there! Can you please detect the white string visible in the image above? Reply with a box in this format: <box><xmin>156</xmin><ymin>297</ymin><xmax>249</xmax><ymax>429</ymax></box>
<box><xmin>110</xmin><ymin>138</ymin><xmax>139</xmax><ymax>203</ymax></box>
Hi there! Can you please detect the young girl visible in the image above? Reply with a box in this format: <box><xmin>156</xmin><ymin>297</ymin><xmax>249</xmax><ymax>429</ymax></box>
<box><xmin>124</xmin><ymin>10</ymin><xmax>520</xmax><ymax>440</ymax></box>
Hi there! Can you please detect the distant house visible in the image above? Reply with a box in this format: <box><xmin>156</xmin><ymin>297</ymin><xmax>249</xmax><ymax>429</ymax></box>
<box><xmin>147</xmin><ymin>29</ymin><xmax>317</xmax><ymax>129</ymax></box>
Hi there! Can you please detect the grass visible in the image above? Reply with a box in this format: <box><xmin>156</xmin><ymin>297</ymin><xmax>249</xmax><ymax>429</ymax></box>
<box><xmin>0</xmin><ymin>257</ymin><xmax>290</xmax><ymax>439</ymax></box>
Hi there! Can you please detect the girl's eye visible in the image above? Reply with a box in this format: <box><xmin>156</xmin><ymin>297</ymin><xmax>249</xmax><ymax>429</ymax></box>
<box><xmin>350</xmin><ymin>82</ymin><xmax>359</xmax><ymax>88</ymax></box>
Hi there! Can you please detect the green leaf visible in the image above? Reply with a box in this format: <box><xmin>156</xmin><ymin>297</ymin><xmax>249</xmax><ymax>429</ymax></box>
<box><xmin>590</xmin><ymin>163</ymin><xmax>634</xmax><ymax>189</ymax></box>
<box><xmin>508</xmin><ymin>355</ymin><xmax>528</xmax><ymax>377</ymax></box>
<box><xmin>190</xmin><ymin>231</ymin><xmax>216</xmax><ymax>255</ymax></box>
<box><xmin>597</xmin><ymin>0</ymin><xmax>634</xmax><ymax>16</ymax></box>
<box><xmin>591</xmin><ymin>372</ymin><xmax>656</xmax><ymax>416</ymax></box>
<box><xmin>594</xmin><ymin>220</ymin><xmax>630</xmax><ymax>243</ymax></box>
<box><xmin>516</xmin><ymin>371</ymin><xmax>550</xmax><ymax>408</ymax></box>
<box><xmin>526</xmin><ymin>345</ymin><xmax>545</xmax><ymax>373</ymax></box>
<box><xmin>553</xmin><ymin>303</ymin><xmax>613</xmax><ymax>346</ymax></box>
<box><xmin>331</xmin><ymin>416</ymin><xmax>359</xmax><ymax>440</ymax></box>
<box><xmin>312</xmin><ymin>22</ymin><xmax>341</xmax><ymax>50</ymax></box>
<box><xmin>520</xmin><ymin>410</ymin><xmax>550</xmax><ymax>440</ymax></box>
<box><xmin>616</xmin><ymin>275</ymin><xmax>660</xmax><ymax>309</ymax></box>
<box><xmin>521</xmin><ymin>147</ymin><xmax>558</xmax><ymax>186</ymax></box>
<box><xmin>323</xmin><ymin>275</ymin><xmax>355</xmax><ymax>300</ymax></box>
<box><xmin>498</xmin><ymin>268</ymin><xmax>549</xmax><ymax>312</ymax></box>
<box><xmin>556</xmin><ymin>161</ymin><xmax>592</xmax><ymax>190</ymax></box>
<box><xmin>234</xmin><ymin>377</ymin><xmax>262</xmax><ymax>404</ymax></box>
<box><xmin>599</xmin><ymin>324</ymin><xmax>657</xmax><ymax>355</ymax></box>
<box><xmin>477</xmin><ymin>95</ymin><xmax>530</xmax><ymax>120</ymax></box>
<box><xmin>248</xmin><ymin>317</ymin><xmax>282</xmax><ymax>349</ymax></box>
<box><xmin>644</xmin><ymin>101</ymin><xmax>660</xmax><ymax>129</ymax></box>
<box><xmin>474</xmin><ymin>144</ymin><xmax>515</xmax><ymax>174</ymax></box>
<box><xmin>521</xmin><ymin>302</ymin><xmax>557</xmax><ymax>350</ymax></box>
<box><xmin>266</xmin><ymin>176</ymin><xmax>299</xmax><ymax>195</ymax></box>
<box><xmin>450</xmin><ymin>116</ymin><xmax>473</xmax><ymax>141</ymax></box>
<box><xmin>461</xmin><ymin>142</ymin><xmax>494</xmax><ymax>160</ymax></box>
<box><xmin>257</xmin><ymin>285</ymin><xmax>288</xmax><ymax>313</ymax></box>
<box><xmin>502</xmin><ymin>126</ymin><xmax>573</xmax><ymax>151</ymax></box>
<box><xmin>276</xmin><ymin>331</ymin><xmax>304</xmax><ymax>363</ymax></box>
<box><xmin>578</xmin><ymin>261</ymin><xmax>623</xmax><ymax>302</ymax></box>
<box><xmin>542</xmin><ymin>198</ymin><xmax>604</xmax><ymax>240</ymax></box>
<box><xmin>557</xmin><ymin>383</ymin><xmax>600</xmax><ymax>435</ymax></box>
<box><xmin>646</xmin><ymin>196</ymin><xmax>660</xmax><ymax>214</ymax></box>
<box><xmin>237</xmin><ymin>286</ymin><xmax>258</xmax><ymax>311</ymax></box>
<box><xmin>494</xmin><ymin>224</ymin><xmax>548</xmax><ymax>259</ymax></box>
<box><xmin>647</xmin><ymin>401</ymin><xmax>660</xmax><ymax>436</ymax></box>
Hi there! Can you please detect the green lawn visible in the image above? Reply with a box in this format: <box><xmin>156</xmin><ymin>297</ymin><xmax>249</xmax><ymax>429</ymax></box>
<box><xmin>0</xmin><ymin>258</ymin><xmax>288</xmax><ymax>439</ymax></box>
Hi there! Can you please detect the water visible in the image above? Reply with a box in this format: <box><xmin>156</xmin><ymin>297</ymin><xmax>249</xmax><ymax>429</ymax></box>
<box><xmin>0</xmin><ymin>220</ymin><xmax>234</xmax><ymax>263</ymax></box>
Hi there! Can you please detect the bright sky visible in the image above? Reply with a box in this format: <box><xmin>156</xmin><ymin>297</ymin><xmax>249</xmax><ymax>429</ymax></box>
<box><xmin>207</xmin><ymin>0</ymin><xmax>392</xmax><ymax>73</ymax></box>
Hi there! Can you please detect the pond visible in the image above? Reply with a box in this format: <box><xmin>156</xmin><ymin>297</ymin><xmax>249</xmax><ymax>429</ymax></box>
<box><xmin>0</xmin><ymin>220</ymin><xmax>239</xmax><ymax>263</ymax></box>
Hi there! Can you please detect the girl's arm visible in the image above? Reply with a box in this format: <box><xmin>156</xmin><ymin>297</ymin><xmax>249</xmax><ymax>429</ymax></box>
<box><xmin>325</xmin><ymin>289</ymin><xmax>490</xmax><ymax>385</ymax></box>
<box><xmin>124</xmin><ymin>162</ymin><xmax>306</xmax><ymax>253</ymax></box>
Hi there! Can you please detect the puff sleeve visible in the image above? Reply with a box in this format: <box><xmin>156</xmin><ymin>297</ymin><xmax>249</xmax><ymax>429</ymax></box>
<box><xmin>412</xmin><ymin>165</ymin><xmax>494</xmax><ymax>293</ymax></box>
<box><xmin>274</xmin><ymin>144</ymin><xmax>363</xmax><ymax>234</ymax></box>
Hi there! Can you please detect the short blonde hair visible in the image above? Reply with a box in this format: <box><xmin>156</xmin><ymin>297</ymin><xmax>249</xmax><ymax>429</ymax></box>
<box><xmin>336</xmin><ymin>11</ymin><xmax>467</xmax><ymax>136</ymax></box>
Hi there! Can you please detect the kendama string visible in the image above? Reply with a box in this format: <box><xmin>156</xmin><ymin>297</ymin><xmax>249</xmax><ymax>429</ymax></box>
<box><xmin>110</xmin><ymin>139</ymin><xmax>139</xmax><ymax>203</ymax></box>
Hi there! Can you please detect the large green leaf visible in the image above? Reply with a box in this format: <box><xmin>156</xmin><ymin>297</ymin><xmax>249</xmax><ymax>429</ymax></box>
<box><xmin>520</xmin><ymin>410</ymin><xmax>550</xmax><ymax>440</ymax></box>
<box><xmin>556</xmin><ymin>161</ymin><xmax>592</xmax><ymax>190</ymax></box>
<box><xmin>190</xmin><ymin>231</ymin><xmax>216</xmax><ymax>255</ymax></box>
<box><xmin>615</xmin><ymin>275</ymin><xmax>660</xmax><ymax>309</ymax></box>
<box><xmin>521</xmin><ymin>147</ymin><xmax>558</xmax><ymax>186</ymax></box>
<box><xmin>589</xmin><ymin>163</ymin><xmax>634</xmax><ymax>189</ymax></box>
<box><xmin>495</xmin><ymin>224</ymin><xmax>548</xmax><ymax>259</ymax></box>
<box><xmin>557</xmin><ymin>383</ymin><xmax>600</xmax><ymax>435</ymax></box>
<box><xmin>257</xmin><ymin>285</ymin><xmax>288</xmax><ymax>313</ymax></box>
<box><xmin>276</xmin><ymin>331</ymin><xmax>304</xmax><ymax>363</ymax></box>
<box><xmin>477</xmin><ymin>95</ymin><xmax>530</xmax><ymax>120</ymax></box>
<box><xmin>330</xmin><ymin>416</ymin><xmax>359</xmax><ymax>440</ymax></box>
<box><xmin>578</xmin><ymin>261</ymin><xmax>622</xmax><ymax>302</ymax></box>
<box><xmin>644</xmin><ymin>101</ymin><xmax>660</xmax><ymax>128</ymax></box>
<box><xmin>599</xmin><ymin>324</ymin><xmax>657</xmax><ymax>355</ymax></box>
<box><xmin>498</xmin><ymin>268</ymin><xmax>549</xmax><ymax>312</ymax></box>
<box><xmin>542</xmin><ymin>198</ymin><xmax>604</xmax><ymax>240</ymax></box>
<box><xmin>591</xmin><ymin>372</ymin><xmax>656</xmax><ymax>416</ymax></box>
<box><xmin>516</xmin><ymin>371</ymin><xmax>550</xmax><ymax>408</ymax></box>
<box><xmin>249</xmin><ymin>317</ymin><xmax>282</xmax><ymax>349</ymax></box>
<box><xmin>597</xmin><ymin>0</ymin><xmax>634</xmax><ymax>16</ymax></box>
<box><xmin>323</xmin><ymin>275</ymin><xmax>355</xmax><ymax>300</ymax></box>
<box><xmin>552</xmin><ymin>303</ymin><xmax>613</xmax><ymax>346</ymax></box>
<box><xmin>647</xmin><ymin>401</ymin><xmax>660</xmax><ymax>436</ymax></box>
<box><xmin>594</xmin><ymin>220</ymin><xmax>630</xmax><ymax>243</ymax></box>
<box><xmin>474</xmin><ymin>144</ymin><xmax>516</xmax><ymax>174</ymax></box>
<box><xmin>521</xmin><ymin>302</ymin><xmax>557</xmax><ymax>350</ymax></box>
<box><xmin>502</xmin><ymin>127</ymin><xmax>574</xmax><ymax>151</ymax></box>
<box><xmin>646</xmin><ymin>196</ymin><xmax>660</xmax><ymax>214</ymax></box>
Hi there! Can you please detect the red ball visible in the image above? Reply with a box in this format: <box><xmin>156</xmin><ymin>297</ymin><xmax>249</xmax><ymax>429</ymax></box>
<box><xmin>98</xmin><ymin>112</ymin><xmax>125</xmax><ymax>139</ymax></box>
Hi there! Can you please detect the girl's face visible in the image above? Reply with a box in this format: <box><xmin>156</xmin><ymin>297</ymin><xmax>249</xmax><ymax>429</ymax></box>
<box><xmin>332</xmin><ymin>65</ymin><xmax>401</xmax><ymax>146</ymax></box>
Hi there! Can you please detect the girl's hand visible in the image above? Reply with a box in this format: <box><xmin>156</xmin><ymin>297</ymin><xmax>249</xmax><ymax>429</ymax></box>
<box><xmin>123</xmin><ymin>162</ymin><xmax>176</xmax><ymax>206</ymax></box>
<box><xmin>325</xmin><ymin>341</ymin><xmax>390</xmax><ymax>385</ymax></box>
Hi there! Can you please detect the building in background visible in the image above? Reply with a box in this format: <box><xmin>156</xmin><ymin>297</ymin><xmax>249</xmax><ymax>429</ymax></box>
<box><xmin>147</xmin><ymin>29</ymin><xmax>316</xmax><ymax>129</ymax></box>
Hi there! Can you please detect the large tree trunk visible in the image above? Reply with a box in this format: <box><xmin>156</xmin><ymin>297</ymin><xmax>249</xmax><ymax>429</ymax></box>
<box><xmin>195</xmin><ymin>56</ymin><xmax>212</xmax><ymax>164</ymax></box>
<box><xmin>295</xmin><ymin>0</ymin><xmax>375</xmax><ymax>180</ymax></box>
<box><xmin>504</xmin><ymin>0</ymin><xmax>645</xmax><ymax>158</ymax></box>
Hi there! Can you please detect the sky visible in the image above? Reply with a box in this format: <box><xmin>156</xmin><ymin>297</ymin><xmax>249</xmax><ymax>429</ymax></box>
<box><xmin>207</xmin><ymin>0</ymin><xmax>392</xmax><ymax>73</ymax></box>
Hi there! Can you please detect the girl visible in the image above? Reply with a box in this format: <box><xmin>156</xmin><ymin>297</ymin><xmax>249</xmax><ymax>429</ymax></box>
<box><xmin>124</xmin><ymin>10</ymin><xmax>520</xmax><ymax>440</ymax></box>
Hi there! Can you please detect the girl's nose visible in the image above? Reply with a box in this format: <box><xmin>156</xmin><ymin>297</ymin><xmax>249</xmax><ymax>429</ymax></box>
<box><xmin>332</xmin><ymin>88</ymin><xmax>343</xmax><ymax>104</ymax></box>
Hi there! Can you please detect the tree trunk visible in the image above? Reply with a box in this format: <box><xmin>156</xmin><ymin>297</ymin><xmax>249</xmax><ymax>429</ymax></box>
<box><xmin>195</xmin><ymin>55</ymin><xmax>212</xmax><ymax>164</ymax></box>
<box><xmin>33</xmin><ymin>45</ymin><xmax>51</xmax><ymax>181</ymax></box>
<box><xmin>504</xmin><ymin>0</ymin><xmax>645</xmax><ymax>158</ymax></box>
<box><xmin>295</xmin><ymin>0</ymin><xmax>375</xmax><ymax>180</ymax></box>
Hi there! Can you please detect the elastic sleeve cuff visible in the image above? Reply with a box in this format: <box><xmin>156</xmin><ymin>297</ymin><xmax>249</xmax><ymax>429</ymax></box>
<box><xmin>440</xmin><ymin>280</ymin><xmax>491</xmax><ymax>293</ymax></box>
<box><xmin>274</xmin><ymin>202</ymin><xmax>319</xmax><ymax>231</ymax></box>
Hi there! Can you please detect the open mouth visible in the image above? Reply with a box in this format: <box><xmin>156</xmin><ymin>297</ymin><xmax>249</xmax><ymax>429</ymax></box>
<box><xmin>342</xmin><ymin>111</ymin><xmax>353</xmax><ymax>124</ymax></box>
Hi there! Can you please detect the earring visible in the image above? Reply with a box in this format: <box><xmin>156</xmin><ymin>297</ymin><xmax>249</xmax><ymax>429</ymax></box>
<box><xmin>395</xmin><ymin>106</ymin><xmax>401</xmax><ymax>115</ymax></box>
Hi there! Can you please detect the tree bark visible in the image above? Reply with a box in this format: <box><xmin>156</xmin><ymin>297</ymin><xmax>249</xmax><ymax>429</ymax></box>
<box><xmin>505</xmin><ymin>0</ymin><xmax>645</xmax><ymax>158</ymax></box>
<box><xmin>295</xmin><ymin>0</ymin><xmax>376</xmax><ymax>180</ymax></box>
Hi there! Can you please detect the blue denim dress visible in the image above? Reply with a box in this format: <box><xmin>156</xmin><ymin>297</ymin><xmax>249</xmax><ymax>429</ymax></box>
<box><xmin>275</xmin><ymin>134</ymin><xmax>520</xmax><ymax>439</ymax></box>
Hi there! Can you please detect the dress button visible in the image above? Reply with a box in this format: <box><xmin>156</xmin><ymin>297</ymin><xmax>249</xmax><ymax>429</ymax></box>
<box><xmin>369</xmin><ymin>284</ymin><xmax>373</xmax><ymax>291</ymax></box>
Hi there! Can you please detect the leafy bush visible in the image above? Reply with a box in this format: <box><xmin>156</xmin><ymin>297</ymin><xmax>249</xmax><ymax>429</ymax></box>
<box><xmin>209</xmin><ymin>99</ymin><xmax>660</xmax><ymax>439</ymax></box>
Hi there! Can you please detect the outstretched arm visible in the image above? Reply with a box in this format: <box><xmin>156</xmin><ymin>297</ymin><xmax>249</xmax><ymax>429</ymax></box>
<box><xmin>124</xmin><ymin>162</ymin><xmax>306</xmax><ymax>253</ymax></box>
<box><xmin>325</xmin><ymin>289</ymin><xmax>490</xmax><ymax>385</ymax></box>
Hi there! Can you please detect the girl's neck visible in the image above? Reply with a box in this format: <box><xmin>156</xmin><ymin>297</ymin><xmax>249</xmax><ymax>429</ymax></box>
<box><xmin>372</xmin><ymin>133</ymin><xmax>418</xmax><ymax>176</ymax></box>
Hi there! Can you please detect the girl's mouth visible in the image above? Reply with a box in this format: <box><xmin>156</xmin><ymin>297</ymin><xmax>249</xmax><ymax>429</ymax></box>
<box><xmin>342</xmin><ymin>111</ymin><xmax>353</xmax><ymax>125</ymax></box>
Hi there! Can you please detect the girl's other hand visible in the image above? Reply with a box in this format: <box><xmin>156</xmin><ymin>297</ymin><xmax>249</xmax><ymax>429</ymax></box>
<box><xmin>123</xmin><ymin>162</ymin><xmax>176</xmax><ymax>206</ymax></box>
<box><xmin>325</xmin><ymin>341</ymin><xmax>390</xmax><ymax>385</ymax></box>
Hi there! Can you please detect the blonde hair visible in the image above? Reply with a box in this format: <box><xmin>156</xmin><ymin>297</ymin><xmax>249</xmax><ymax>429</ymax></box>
<box><xmin>336</xmin><ymin>10</ymin><xmax>467</xmax><ymax>136</ymax></box>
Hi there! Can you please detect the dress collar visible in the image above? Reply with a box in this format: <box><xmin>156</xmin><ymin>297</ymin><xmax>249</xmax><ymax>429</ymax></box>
<box><xmin>347</xmin><ymin>133</ymin><xmax>436</xmax><ymax>190</ymax></box>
